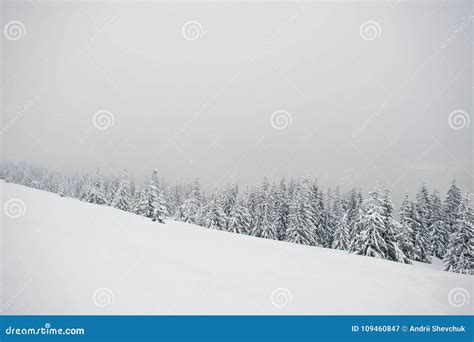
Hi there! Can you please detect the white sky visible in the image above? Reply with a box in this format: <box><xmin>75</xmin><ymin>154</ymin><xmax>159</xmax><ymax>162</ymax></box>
<box><xmin>1</xmin><ymin>0</ymin><xmax>472</xmax><ymax>205</ymax></box>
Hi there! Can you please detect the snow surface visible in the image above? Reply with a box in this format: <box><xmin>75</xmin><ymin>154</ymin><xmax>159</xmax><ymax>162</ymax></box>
<box><xmin>1</xmin><ymin>182</ymin><xmax>472</xmax><ymax>314</ymax></box>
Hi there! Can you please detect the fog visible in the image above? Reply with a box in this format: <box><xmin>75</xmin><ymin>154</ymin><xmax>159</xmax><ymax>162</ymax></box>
<box><xmin>1</xmin><ymin>0</ymin><xmax>472</xmax><ymax>205</ymax></box>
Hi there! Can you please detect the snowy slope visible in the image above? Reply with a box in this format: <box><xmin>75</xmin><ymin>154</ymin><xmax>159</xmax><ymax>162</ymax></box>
<box><xmin>1</xmin><ymin>182</ymin><xmax>472</xmax><ymax>315</ymax></box>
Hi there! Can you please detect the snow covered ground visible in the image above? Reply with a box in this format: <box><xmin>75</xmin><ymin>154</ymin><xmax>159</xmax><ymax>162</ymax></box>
<box><xmin>1</xmin><ymin>182</ymin><xmax>472</xmax><ymax>315</ymax></box>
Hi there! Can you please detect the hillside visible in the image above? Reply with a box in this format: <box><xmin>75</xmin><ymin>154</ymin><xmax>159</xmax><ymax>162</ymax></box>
<box><xmin>1</xmin><ymin>182</ymin><xmax>471</xmax><ymax>314</ymax></box>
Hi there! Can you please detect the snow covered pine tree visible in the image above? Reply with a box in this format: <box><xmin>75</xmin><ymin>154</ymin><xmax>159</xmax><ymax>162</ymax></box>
<box><xmin>350</xmin><ymin>187</ymin><xmax>409</xmax><ymax>263</ymax></box>
<box><xmin>147</xmin><ymin>170</ymin><xmax>167</xmax><ymax>223</ymax></box>
<box><xmin>443</xmin><ymin>193</ymin><xmax>473</xmax><ymax>275</ymax></box>
<box><xmin>112</xmin><ymin>169</ymin><xmax>132</xmax><ymax>212</ymax></box>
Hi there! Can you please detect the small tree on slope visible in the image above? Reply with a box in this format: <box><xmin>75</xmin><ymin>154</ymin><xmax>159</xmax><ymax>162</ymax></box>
<box><xmin>222</xmin><ymin>182</ymin><xmax>238</xmax><ymax>229</ymax></box>
<box><xmin>58</xmin><ymin>178</ymin><xmax>67</xmax><ymax>197</ymax></box>
<box><xmin>444</xmin><ymin>180</ymin><xmax>462</xmax><ymax>234</ymax></box>
<box><xmin>382</xmin><ymin>189</ymin><xmax>411</xmax><ymax>264</ymax></box>
<box><xmin>388</xmin><ymin>220</ymin><xmax>412</xmax><ymax>264</ymax></box>
<box><xmin>430</xmin><ymin>191</ymin><xmax>449</xmax><ymax>259</ymax></box>
<box><xmin>251</xmin><ymin>177</ymin><xmax>278</xmax><ymax>240</ymax></box>
<box><xmin>151</xmin><ymin>191</ymin><xmax>167</xmax><ymax>223</ymax></box>
<box><xmin>411</xmin><ymin>202</ymin><xmax>431</xmax><ymax>263</ymax></box>
<box><xmin>332</xmin><ymin>212</ymin><xmax>350</xmax><ymax>251</ymax></box>
<box><xmin>350</xmin><ymin>187</ymin><xmax>388</xmax><ymax>259</ymax></box>
<box><xmin>86</xmin><ymin>168</ymin><xmax>106</xmax><ymax>205</ymax></box>
<box><xmin>415</xmin><ymin>183</ymin><xmax>432</xmax><ymax>255</ymax></box>
<box><xmin>345</xmin><ymin>188</ymin><xmax>363</xmax><ymax>236</ymax></box>
<box><xmin>227</xmin><ymin>195</ymin><xmax>251</xmax><ymax>234</ymax></box>
<box><xmin>274</xmin><ymin>179</ymin><xmax>290</xmax><ymax>241</ymax></box>
<box><xmin>286</xmin><ymin>183</ymin><xmax>316</xmax><ymax>246</ymax></box>
<box><xmin>203</xmin><ymin>195</ymin><xmax>226</xmax><ymax>230</ymax></box>
<box><xmin>132</xmin><ymin>186</ymin><xmax>149</xmax><ymax>216</ymax></box>
<box><xmin>180</xmin><ymin>179</ymin><xmax>202</xmax><ymax>225</ymax></box>
<box><xmin>443</xmin><ymin>193</ymin><xmax>473</xmax><ymax>275</ymax></box>
<box><xmin>311</xmin><ymin>183</ymin><xmax>328</xmax><ymax>247</ymax></box>
<box><xmin>112</xmin><ymin>169</ymin><xmax>131</xmax><ymax>212</ymax></box>
<box><xmin>398</xmin><ymin>194</ymin><xmax>414</xmax><ymax>258</ymax></box>
<box><xmin>146</xmin><ymin>171</ymin><xmax>158</xmax><ymax>218</ymax></box>
<box><xmin>147</xmin><ymin>170</ymin><xmax>167</xmax><ymax>223</ymax></box>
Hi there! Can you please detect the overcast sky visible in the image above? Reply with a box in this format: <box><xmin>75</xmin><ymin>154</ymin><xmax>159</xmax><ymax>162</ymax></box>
<box><xmin>1</xmin><ymin>0</ymin><xmax>472</xmax><ymax>205</ymax></box>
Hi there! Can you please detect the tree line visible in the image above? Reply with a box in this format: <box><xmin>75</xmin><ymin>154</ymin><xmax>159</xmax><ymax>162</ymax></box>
<box><xmin>1</xmin><ymin>161</ymin><xmax>472</xmax><ymax>275</ymax></box>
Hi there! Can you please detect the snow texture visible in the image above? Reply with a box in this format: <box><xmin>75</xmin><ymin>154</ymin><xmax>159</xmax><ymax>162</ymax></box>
<box><xmin>2</xmin><ymin>182</ymin><xmax>472</xmax><ymax>315</ymax></box>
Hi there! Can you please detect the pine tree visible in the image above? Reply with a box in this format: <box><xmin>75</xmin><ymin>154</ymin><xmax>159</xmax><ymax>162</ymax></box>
<box><xmin>174</xmin><ymin>201</ymin><xmax>186</xmax><ymax>221</ymax></box>
<box><xmin>415</xmin><ymin>183</ymin><xmax>432</xmax><ymax>254</ymax></box>
<box><xmin>325</xmin><ymin>187</ymin><xmax>340</xmax><ymax>247</ymax></box>
<box><xmin>345</xmin><ymin>188</ymin><xmax>363</xmax><ymax>239</ymax></box>
<box><xmin>86</xmin><ymin>168</ymin><xmax>106</xmax><ymax>205</ymax></box>
<box><xmin>132</xmin><ymin>186</ymin><xmax>149</xmax><ymax>216</ymax></box>
<box><xmin>410</xmin><ymin>202</ymin><xmax>431</xmax><ymax>263</ymax></box>
<box><xmin>181</xmin><ymin>198</ymin><xmax>200</xmax><ymax>224</ymax></box>
<box><xmin>429</xmin><ymin>190</ymin><xmax>449</xmax><ymax>258</ymax></box>
<box><xmin>169</xmin><ymin>184</ymin><xmax>184</xmax><ymax>218</ymax></box>
<box><xmin>147</xmin><ymin>170</ymin><xmax>166</xmax><ymax>223</ymax></box>
<box><xmin>112</xmin><ymin>169</ymin><xmax>131</xmax><ymax>212</ymax></box>
<box><xmin>107</xmin><ymin>175</ymin><xmax>120</xmax><ymax>206</ymax></box>
<box><xmin>251</xmin><ymin>177</ymin><xmax>278</xmax><ymax>239</ymax></box>
<box><xmin>319</xmin><ymin>190</ymin><xmax>333</xmax><ymax>247</ymax></box>
<box><xmin>129</xmin><ymin>176</ymin><xmax>137</xmax><ymax>199</ymax></box>
<box><xmin>381</xmin><ymin>189</ymin><xmax>411</xmax><ymax>264</ymax></box>
<box><xmin>79</xmin><ymin>174</ymin><xmax>91</xmax><ymax>202</ymax></box>
<box><xmin>443</xmin><ymin>193</ymin><xmax>473</xmax><ymax>275</ymax></box>
<box><xmin>350</xmin><ymin>187</ymin><xmax>389</xmax><ymax>259</ymax></box>
<box><xmin>163</xmin><ymin>186</ymin><xmax>175</xmax><ymax>217</ymax></box>
<box><xmin>331</xmin><ymin>187</ymin><xmax>344</xmax><ymax>225</ymax></box>
<box><xmin>444</xmin><ymin>180</ymin><xmax>462</xmax><ymax>234</ymax></box>
<box><xmin>306</xmin><ymin>180</ymin><xmax>325</xmax><ymax>246</ymax></box>
<box><xmin>348</xmin><ymin>206</ymin><xmax>365</xmax><ymax>252</ymax></box>
<box><xmin>58</xmin><ymin>179</ymin><xmax>67</xmax><ymax>197</ymax></box>
<box><xmin>222</xmin><ymin>182</ymin><xmax>238</xmax><ymax>229</ymax></box>
<box><xmin>332</xmin><ymin>212</ymin><xmax>350</xmax><ymax>250</ymax></box>
<box><xmin>389</xmin><ymin>220</ymin><xmax>412</xmax><ymax>264</ymax></box>
<box><xmin>274</xmin><ymin>179</ymin><xmax>290</xmax><ymax>240</ymax></box>
<box><xmin>152</xmin><ymin>191</ymin><xmax>167</xmax><ymax>223</ymax></box>
<box><xmin>381</xmin><ymin>189</ymin><xmax>394</xmax><ymax>227</ymax></box>
<box><xmin>398</xmin><ymin>194</ymin><xmax>414</xmax><ymax>258</ymax></box>
<box><xmin>203</xmin><ymin>194</ymin><xmax>226</xmax><ymax>230</ymax></box>
<box><xmin>228</xmin><ymin>195</ymin><xmax>251</xmax><ymax>234</ymax></box>
<box><xmin>246</xmin><ymin>187</ymin><xmax>259</xmax><ymax>233</ymax></box>
<box><xmin>146</xmin><ymin>171</ymin><xmax>158</xmax><ymax>218</ymax></box>
<box><xmin>180</xmin><ymin>179</ymin><xmax>202</xmax><ymax>225</ymax></box>
<box><xmin>286</xmin><ymin>182</ymin><xmax>316</xmax><ymax>246</ymax></box>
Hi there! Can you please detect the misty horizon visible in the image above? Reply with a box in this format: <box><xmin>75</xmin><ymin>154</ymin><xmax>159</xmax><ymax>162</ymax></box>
<box><xmin>2</xmin><ymin>1</ymin><xmax>472</xmax><ymax>208</ymax></box>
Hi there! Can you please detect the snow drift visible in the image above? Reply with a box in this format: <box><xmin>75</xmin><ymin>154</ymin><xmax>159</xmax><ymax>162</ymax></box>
<box><xmin>1</xmin><ymin>182</ymin><xmax>472</xmax><ymax>314</ymax></box>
